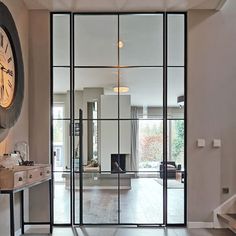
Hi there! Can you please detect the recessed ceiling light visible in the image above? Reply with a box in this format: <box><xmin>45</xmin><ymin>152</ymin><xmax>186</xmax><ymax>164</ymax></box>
<box><xmin>113</xmin><ymin>86</ymin><xmax>129</xmax><ymax>93</ymax></box>
<box><xmin>118</xmin><ymin>40</ymin><xmax>124</xmax><ymax>48</ymax></box>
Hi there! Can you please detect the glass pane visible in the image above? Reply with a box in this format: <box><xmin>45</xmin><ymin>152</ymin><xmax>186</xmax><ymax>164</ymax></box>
<box><xmin>167</xmin><ymin>67</ymin><xmax>184</xmax><ymax>119</ymax></box>
<box><xmin>74</xmin><ymin>68</ymin><xmax>118</xmax><ymax>119</ymax></box>
<box><xmin>52</xmin><ymin>120</ymin><xmax>71</xmax><ymax>171</ymax></box>
<box><xmin>168</xmin><ymin>14</ymin><xmax>185</xmax><ymax>66</ymax></box>
<box><xmin>53</xmin><ymin>14</ymin><xmax>70</xmax><ymax>66</ymax></box>
<box><xmin>74</xmin><ymin>15</ymin><xmax>118</xmax><ymax>66</ymax></box>
<box><xmin>167</xmin><ymin>176</ymin><xmax>184</xmax><ymax>224</ymax></box>
<box><xmin>74</xmin><ymin>120</ymin><xmax>119</xmax><ymax>173</ymax></box>
<box><xmin>78</xmin><ymin>171</ymin><xmax>118</xmax><ymax>224</ymax></box>
<box><xmin>138</xmin><ymin>120</ymin><xmax>163</xmax><ymax>172</ymax></box>
<box><xmin>53</xmin><ymin>67</ymin><xmax>70</xmax><ymax>119</ymax></box>
<box><xmin>54</xmin><ymin>172</ymin><xmax>71</xmax><ymax>223</ymax></box>
<box><xmin>119</xmin><ymin>120</ymin><xmax>163</xmax><ymax>172</ymax></box>
<box><xmin>74</xmin><ymin>120</ymin><xmax>119</xmax><ymax>224</ymax></box>
<box><xmin>167</xmin><ymin>119</ymin><xmax>185</xmax><ymax>224</ymax></box>
<box><xmin>120</xmin><ymin>14</ymin><xmax>163</xmax><ymax>66</ymax></box>
<box><xmin>120</xmin><ymin>68</ymin><xmax>163</xmax><ymax>119</ymax></box>
<box><xmin>120</xmin><ymin>172</ymin><xmax>163</xmax><ymax>224</ymax></box>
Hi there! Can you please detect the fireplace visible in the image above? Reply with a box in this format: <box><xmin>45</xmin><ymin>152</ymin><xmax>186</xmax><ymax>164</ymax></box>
<box><xmin>111</xmin><ymin>154</ymin><xmax>126</xmax><ymax>173</ymax></box>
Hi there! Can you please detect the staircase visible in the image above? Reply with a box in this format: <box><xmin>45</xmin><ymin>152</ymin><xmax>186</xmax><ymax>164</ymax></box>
<box><xmin>217</xmin><ymin>213</ymin><xmax>236</xmax><ymax>233</ymax></box>
<box><xmin>214</xmin><ymin>194</ymin><xmax>236</xmax><ymax>234</ymax></box>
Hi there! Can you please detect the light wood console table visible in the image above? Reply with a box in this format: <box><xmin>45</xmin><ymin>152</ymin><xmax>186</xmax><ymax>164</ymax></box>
<box><xmin>0</xmin><ymin>164</ymin><xmax>52</xmax><ymax>236</ymax></box>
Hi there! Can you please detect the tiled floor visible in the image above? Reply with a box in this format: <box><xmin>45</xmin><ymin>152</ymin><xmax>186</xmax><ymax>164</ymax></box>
<box><xmin>23</xmin><ymin>227</ymin><xmax>235</xmax><ymax>236</ymax></box>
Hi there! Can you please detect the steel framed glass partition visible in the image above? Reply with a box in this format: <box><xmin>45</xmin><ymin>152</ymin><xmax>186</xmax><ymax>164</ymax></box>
<box><xmin>51</xmin><ymin>12</ymin><xmax>186</xmax><ymax>226</ymax></box>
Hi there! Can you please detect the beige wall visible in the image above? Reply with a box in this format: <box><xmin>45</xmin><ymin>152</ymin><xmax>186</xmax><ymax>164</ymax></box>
<box><xmin>188</xmin><ymin>0</ymin><xmax>236</xmax><ymax>222</ymax></box>
<box><xmin>28</xmin><ymin>10</ymin><xmax>51</xmax><ymax>221</ymax></box>
<box><xmin>0</xmin><ymin>0</ymin><xmax>29</xmax><ymax>234</ymax></box>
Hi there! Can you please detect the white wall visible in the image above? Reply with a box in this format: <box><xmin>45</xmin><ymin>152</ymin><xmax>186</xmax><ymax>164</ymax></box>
<box><xmin>0</xmin><ymin>0</ymin><xmax>29</xmax><ymax>234</ymax></box>
<box><xmin>188</xmin><ymin>0</ymin><xmax>236</xmax><ymax>222</ymax></box>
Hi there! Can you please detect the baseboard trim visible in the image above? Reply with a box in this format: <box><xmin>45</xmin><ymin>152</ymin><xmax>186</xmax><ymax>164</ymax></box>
<box><xmin>15</xmin><ymin>226</ymin><xmax>31</xmax><ymax>236</ymax></box>
<box><xmin>188</xmin><ymin>222</ymin><xmax>214</xmax><ymax>228</ymax></box>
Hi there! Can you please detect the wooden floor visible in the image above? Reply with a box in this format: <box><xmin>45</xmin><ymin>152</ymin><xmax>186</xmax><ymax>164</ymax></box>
<box><xmin>54</xmin><ymin>177</ymin><xmax>184</xmax><ymax>224</ymax></box>
<box><xmin>23</xmin><ymin>227</ymin><xmax>235</xmax><ymax>236</ymax></box>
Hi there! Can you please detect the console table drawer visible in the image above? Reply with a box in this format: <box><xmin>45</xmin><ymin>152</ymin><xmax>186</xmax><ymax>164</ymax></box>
<box><xmin>14</xmin><ymin>171</ymin><xmax>27</xmax><ymax>188</ymax></box>
<box><xmin>43</xmin><ymin>167</ymin><xmax>51</xmax><ymax>178</ymax></box>
<box><xmin>27</xmin><ymin>168</ymin><xmax>41</xmax><ymax>184</ymax></box>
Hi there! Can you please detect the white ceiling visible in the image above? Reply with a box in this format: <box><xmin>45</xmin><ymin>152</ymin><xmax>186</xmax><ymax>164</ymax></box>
<box><xmin>23</xmin><ymin>0</ymin><xmax>227</xmax><ymax>11</ymax></box>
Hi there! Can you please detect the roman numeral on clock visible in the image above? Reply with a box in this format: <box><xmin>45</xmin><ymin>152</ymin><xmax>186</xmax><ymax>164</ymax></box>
<box><xmin>8</xmin><ymin>80</ymin><xmax>12</xmax><ymax>88</ymax></box>
<box><xmin>0</xmin><ymin>33</ymin><xmax>3</xmax><ymax>48</ymax></box>
<box><xmin>8</xmin><ymin>57</ymin><xmax>12</xmax><ymax>64</ymax></box>
<box><xmin>8</xmin><ymin>70</ymin><xmax>13</xmax><ymax>77</ymax></box>
<box><xmin>5</xmin><ymin>43</ymin><xmax>8</xmax><ymax>53</ymax></box>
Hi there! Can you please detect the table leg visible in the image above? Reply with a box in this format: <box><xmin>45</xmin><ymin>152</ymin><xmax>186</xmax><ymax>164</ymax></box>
<box><xmin>9</xmin><ymin>192</ymin><xmax>14</xmax><ymax>236</ymax></box>
<box><xmin>21</xmin><ymin>190</ymin><xmax>24</xmax><ymax>234</ymax></box>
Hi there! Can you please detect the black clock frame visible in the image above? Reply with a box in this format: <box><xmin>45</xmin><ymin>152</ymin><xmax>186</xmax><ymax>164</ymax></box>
<box><xmin>0</xmin><ymin>2</ymin><xmax>24</xmax><ymax>129</ymax></box>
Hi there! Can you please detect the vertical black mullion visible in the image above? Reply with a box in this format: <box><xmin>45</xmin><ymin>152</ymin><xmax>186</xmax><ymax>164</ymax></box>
<box><xmin>79</xmin><ymin>109</ymin><xmax>83</xmax><ymax>225</ymax></box>
<box><xmin>184</xmin><ymin>12</ymin><xmax>187</xmax><ymax>226</ymax></box>
<box><xmin>71</xmin><ymin>12</ymin><xmax>74</xmax><ymax>226</ymax></box>
<box><xmin>50</xmin><ymin>13</ymin><xmax>54</xmax><ymax>226</ymax></box>
<box><xmin>117</xmin><ymin>14</ymin><xmax>121</xmax><ymax>225</ymax></box>
<box><xmin>163</xmin><ymin>12</ymin><xmax>168</xmax><ymax>226</ymax></box>
<box><xmin>20</xmin><ymin>190</ymin><xmax>24</xmax><ymax>234</ymax></box>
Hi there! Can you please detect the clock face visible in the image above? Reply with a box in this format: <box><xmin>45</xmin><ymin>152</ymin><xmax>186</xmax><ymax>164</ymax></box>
<box><xmin>0</xmin><ymin>26</ymin><xmax>15</xmax><ymax>108</ymax></box>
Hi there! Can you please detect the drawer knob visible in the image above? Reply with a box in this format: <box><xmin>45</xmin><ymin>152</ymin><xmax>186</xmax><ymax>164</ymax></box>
<box><xmin>18</xmin><ymin>177</ymin><xmax>23</xmax><ymax>182</ymax></box>
<box><xmin>47</xmin><ymin>170</ymin><xmax>50</xmax><ymax>174</ymax></box>
<box><xmin>40</xmin><ymin>172</ymin><xmax>43</xmax><ymax>176</ymax></box>
<box><xmin>29</xmin><ymin>174</ymin><xmax>33</xmax><ymax>179</ymax></box>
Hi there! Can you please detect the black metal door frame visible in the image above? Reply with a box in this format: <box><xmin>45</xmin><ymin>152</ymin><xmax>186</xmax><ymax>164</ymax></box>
<box><xmin>50</xmin><ymin>12</ymin><xmax>187</xmax><ymax>228</ymax></box>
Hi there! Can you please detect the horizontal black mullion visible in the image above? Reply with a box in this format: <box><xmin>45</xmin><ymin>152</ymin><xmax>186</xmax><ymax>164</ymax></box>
<box><xmin>53</xmin><ymin>65</ymin><xmax>70</xmax><ymax>68</ymax></box>
<box><xmin>24</xmin><ymin>222</ymin><xmax>51</xmax><ymax>225</ymax></box>
<box><xmin>53</xmin><ymin>65</ymin><xmax>185</xmax><ymax>69</ymax></box>
<box><xmin>167</xmin><ymin>65</ymin><xmax>185</xmax><ymax>68</ymax></box>
<box><xmin>73</xmin><ymin>12</ymin><xmax>187</xmax><ymax>16</ymax></box>
<box><xmin>53</xmin><ymin>170</ymin><xmax>71</xmax><ymax>173</ymax></box>
<box><xmin>75</xmin><ymin>171</ymin><xmax>163</xmax><ymax>173</ymax></box>
<box><xmin>73</xmin><ymin>12</ymin><xmax>165</xmax><ymax>15</ymax></box>
<box><xmin>74</xmin><ymin>65</ymin><xmax>164</xmax><ymax>69</ymax></box>
<box><xmin>74</xmin><ymin>223</ymin><xmax>163</xmax><ymax>226</ymax></box>
<box><xmin>74</xmin><ymin>118</ymin><xmax>164</xmax><ymax>121</ymax></box>
<box><xmin>52</xmin><ymin>118</ymin><xmax>184</xmax><ymax>121</ymax></box>
<box><xmin>51</xmin><ymin>118</ymin><xmax>185</xmax><ymax>121</ymax></box>
<box><xmin>52</xmin><ymin>118</ymin><xmax>70</xmax><ymax>121</ymax></box>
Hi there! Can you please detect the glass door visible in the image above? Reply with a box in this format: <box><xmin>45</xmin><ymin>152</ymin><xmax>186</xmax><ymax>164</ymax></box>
<box><xmin>73</xmin><ymin>15</ymin><xmax>119</xmax><ymax>224</ymax></box>
<box><xmin>51</xmin><ymin>12</ymin><xmax>186</xmax><ymax>226</ymax></box>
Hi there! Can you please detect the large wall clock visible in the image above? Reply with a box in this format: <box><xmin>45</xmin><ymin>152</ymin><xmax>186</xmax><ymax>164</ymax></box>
<box><xmin>0</xmin><ymin>2</ymin><xmax>24</xmax><ymax>130</ymax></box>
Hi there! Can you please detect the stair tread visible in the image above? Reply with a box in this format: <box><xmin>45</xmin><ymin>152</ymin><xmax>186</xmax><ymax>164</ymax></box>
<box><xmin>218</xmin><ymin>213</ymin><xmax>236</xmax><ymax>228</ymax></box>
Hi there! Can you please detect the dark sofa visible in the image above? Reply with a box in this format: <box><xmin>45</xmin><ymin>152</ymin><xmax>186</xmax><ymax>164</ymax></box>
<box><xmin>160</xmin><ymin>161</ymin><xmax>181</xmax><ymax>179</ymax></box>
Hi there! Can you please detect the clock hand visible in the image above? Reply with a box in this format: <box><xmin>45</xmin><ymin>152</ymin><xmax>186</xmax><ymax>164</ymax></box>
<box><xmin>0</xmin><ymin>70</ymin><xmax>4</xmax><ymax>100</ymax></box>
